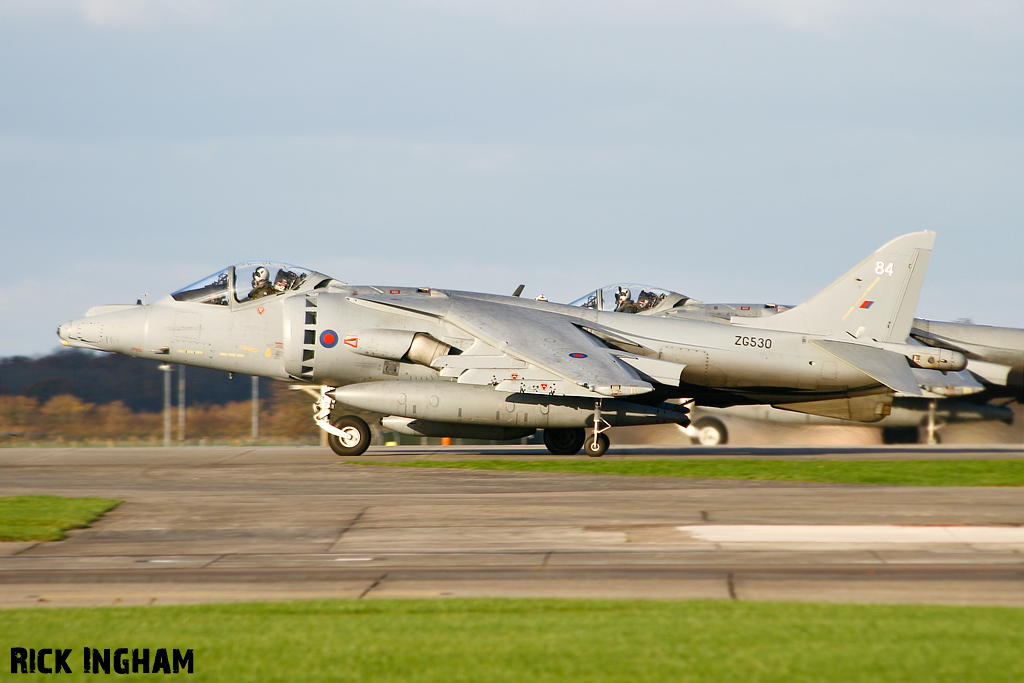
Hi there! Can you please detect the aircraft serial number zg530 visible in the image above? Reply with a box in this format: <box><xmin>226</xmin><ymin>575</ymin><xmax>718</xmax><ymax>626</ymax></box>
<box><xmin>735</xmin><ymin>336</ymin><xmax>773</xmax><ymax>349</ymax></box>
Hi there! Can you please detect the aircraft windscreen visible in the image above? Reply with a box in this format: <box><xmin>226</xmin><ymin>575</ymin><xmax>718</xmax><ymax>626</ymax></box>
<box><xmin>171</xmin><ymin>268</ymin><xmax>230</xmax><ymax>305</ymax></box>
<box><xmin>569</xmin><ymin>283</ymin><xmax>688</xmax><ymax>314</ymax></box>
<box><xmin>234</xmin><ymin>262</ymin><xmax>313</xmax><ymax>303</ymax></box>
<box><xmin>170</xmin><ymin>262</ymin><xmax>324</xmax><ymax>306</ymax></box>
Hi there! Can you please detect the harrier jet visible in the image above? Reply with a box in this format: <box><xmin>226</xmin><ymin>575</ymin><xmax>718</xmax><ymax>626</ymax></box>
<box><xmin>569</xmin><ymin>271</ymin><xmax>1021</xmax><ymax>444</ymax></box>
<box><xmin>59</xmin><ymin>231</ymin><xmax>970</xmax><ymax>456</ymax></box>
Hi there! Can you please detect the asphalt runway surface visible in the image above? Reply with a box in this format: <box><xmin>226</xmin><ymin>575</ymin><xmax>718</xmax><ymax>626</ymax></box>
<box><xmin>2</xmin><ymin>444</ymin><xmax>1023</xmax><ymax>608</ymax></box>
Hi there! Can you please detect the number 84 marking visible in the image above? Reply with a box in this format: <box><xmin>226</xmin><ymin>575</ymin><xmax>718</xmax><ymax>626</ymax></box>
<box><xmin>875</xmin><ymin>261</ymin><xmax>894</xmax><ymax>276</ymax></box>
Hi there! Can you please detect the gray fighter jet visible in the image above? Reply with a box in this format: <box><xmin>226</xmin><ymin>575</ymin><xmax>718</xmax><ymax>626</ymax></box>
<box><xmin>569</xmin><ymin>281</ymin><xmax>1022</xmax><ymax>444</ymax></box>
<box><xmin>58</xmin><ymin>231</ymin><xmax>971</xmax><ymax>456</ymax></box>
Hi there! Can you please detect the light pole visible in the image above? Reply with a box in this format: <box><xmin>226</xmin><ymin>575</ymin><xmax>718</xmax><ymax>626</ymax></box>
<box><xmin>159</xmin><ymin>364</ymin><xmax>173</xmax><ymax>447</ymax></box>
<box><xmin>177</xmin><ymin>365</ymin><xmax>186</xmax><ymax>443</ymax></box>
<box><xmin>251</xmin><ymin>375</ymin><xmax>259</xmax><ymax>442</ymax></box>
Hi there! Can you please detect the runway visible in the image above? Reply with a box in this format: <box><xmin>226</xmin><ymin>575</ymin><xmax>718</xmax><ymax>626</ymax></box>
<box><xmin>1</xmin><ymin>445</ymin><xmax>1023</xmax><ymax>608</ymax></box>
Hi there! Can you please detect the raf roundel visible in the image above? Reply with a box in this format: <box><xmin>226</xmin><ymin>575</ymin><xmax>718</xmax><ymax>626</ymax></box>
<box><xmin>569</xmin><ymin>353</ymin><xmax>588</xmax><ymax>359</ymax></box>
<box><xmin>319</xmin><ymin>330</ymin><xmax>339</xmax><ymax>348</ymax></box>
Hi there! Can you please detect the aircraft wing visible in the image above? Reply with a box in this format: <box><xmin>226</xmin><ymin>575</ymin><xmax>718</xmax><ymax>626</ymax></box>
<box><xmin>349</xmin><ymin>293</ymin><xmax>655</xmax><ymax>397</ymax></box>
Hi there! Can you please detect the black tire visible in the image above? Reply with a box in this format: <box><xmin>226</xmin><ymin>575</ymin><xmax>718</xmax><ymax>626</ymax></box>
<box><xmin>881</xmin><ymin>426</ymin><xmax>918</xmax><ymax>444</ymax></box>
<box><xmin>584</xmin><ymin>433</ymin><xmax>610</xmax><ymax>457</ymax></box>
<box><xmin>543</xmin><ymin>428</ymin><xmax>585</xmax><ymax>455</ymax></box>
<box><xmin>327</xmin><ymin>415</ymin><xmax>372</xmax><ymax>456</ymax></box>
<box><xmin>690</xmin><ymin>417</ymin><xmax>728</xmax><ymax>446</ymax></box>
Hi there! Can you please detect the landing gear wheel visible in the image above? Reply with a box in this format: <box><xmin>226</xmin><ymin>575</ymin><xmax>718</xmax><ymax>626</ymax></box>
<box><xmin>881</xmin><ymin>426</ymin><xmax>918</xmax><ymax>444</ymax></box>
<box><xmin>584</xmin><ymin>433</ymin><xmax>610</xmax><ymax>457</ymax></box>
<box><xmin>327</xmin><ymin>415</ymin><xmax>372</xmax><ymax>456</ymax></box>
<box><xmin>691</xmin><ymin>417</ymin><xmax>727</xmax><ymax>446</ymax></box>
<box><xmin>543</xmin><ymin>428</ymin><xmax>585</xmax><ymax>455</ymax></box>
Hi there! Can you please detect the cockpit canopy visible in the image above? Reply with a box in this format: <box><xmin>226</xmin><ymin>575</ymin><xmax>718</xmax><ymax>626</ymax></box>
<box><xmin>171</xmin><ymin>262</ymin><xmax>333</xmax><ymax>305</ymax></box>
<box><xmin>569</xmin><ymin>283</ymin><xmax>691</xmax><ymax>314</ymax></box>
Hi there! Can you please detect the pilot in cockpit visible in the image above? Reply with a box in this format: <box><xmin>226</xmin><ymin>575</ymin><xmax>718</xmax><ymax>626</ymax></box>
<box><xmin>615</xmin><ymin>287</ymin><xmax>637</xmax><ymax>313</ymax></box>
<box><xmin>273</xmin><ymin>269</ymin><xmax>297</xmax><ymax>293</ymax></box>
<box><xmin>636</xmin><ymin>290</ymin><xmax>663</xmax><ymax>312</ymax></box>
<box><xmin>247</xmin><ymin>267</ymin><xmax>276</xmax><ymax>301</ymax></box>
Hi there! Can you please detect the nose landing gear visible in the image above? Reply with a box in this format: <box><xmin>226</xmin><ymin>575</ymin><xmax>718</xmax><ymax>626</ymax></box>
<box><xmin>327</xmin><ymin>415</ymin><xmax>372</xmax><ymax>456</ymax></box>
<box><xmin>313</xmin><ymin>385</ymin><xmax>372</xmax><ymax>456</ymax></box>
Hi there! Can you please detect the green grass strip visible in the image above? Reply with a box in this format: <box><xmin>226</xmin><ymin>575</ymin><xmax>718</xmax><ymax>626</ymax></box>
<box><xmin>2</xmin><ymin>598</ymin><xmax>1022</xmax><ymax>682</ymax></box>
<box><xmin>0</xmin><ymin>495</ymin><xmax>122</xmax><ymax>542</ymax></box>
<box><xmin>373</xmin><ymin>458</ymin><xmax>1024</xmax><ymax>486</ymax></box>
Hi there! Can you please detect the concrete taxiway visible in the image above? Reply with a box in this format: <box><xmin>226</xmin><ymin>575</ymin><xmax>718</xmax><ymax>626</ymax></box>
<box><xmin>1</xmin><ymin>445</ymin><xmax>1022</xmax><ymax>608</ymax></box>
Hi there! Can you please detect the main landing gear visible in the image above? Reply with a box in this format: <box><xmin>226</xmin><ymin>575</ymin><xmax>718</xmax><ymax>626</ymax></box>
<box><xmin>690</xmin><ymin>417</ymin><xmax>728</xmax><ymax>446</ymax></box>
<box><xmin>881</xmin><ymin>400</ymin><xmax>942</xmax><ymax>445</ymax></box>
<box><xmin>542</xmin><ymin>428</ymin><xmax>586</xmax><ymax>455</ymax></box>
<box><xmin>541</xmin><ymin>427</ymin><xmax>610</xmax><ymax>457</ymax></box>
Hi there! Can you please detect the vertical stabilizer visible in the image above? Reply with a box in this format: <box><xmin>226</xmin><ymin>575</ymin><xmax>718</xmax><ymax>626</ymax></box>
<box><xmin>735</xmin><ymin>231</ymin><xmax>935</xmax><ymax>341</ymax></box>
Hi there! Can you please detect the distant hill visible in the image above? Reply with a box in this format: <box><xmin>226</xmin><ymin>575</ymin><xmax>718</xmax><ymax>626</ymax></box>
<box><xmin>0</xmin><ymin>349</ymin><xmax>257</xmax><ymax>412</ymax></box>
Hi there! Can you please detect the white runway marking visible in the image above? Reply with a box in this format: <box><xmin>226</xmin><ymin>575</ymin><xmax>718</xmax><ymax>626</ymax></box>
<box><xmin>677</xmin><ymin>525</ymin><xmax>1024</xmax><ymax>544</ymax></box>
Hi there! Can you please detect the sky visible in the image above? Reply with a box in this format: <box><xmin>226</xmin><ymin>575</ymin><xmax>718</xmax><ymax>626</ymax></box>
<box><xmin>2</xmin><ymin>0</ymin><xmax>1022</xmax><ymax>356</ymax></box>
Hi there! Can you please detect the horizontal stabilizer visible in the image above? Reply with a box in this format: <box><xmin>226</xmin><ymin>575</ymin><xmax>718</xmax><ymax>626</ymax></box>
<box><xmin>812</xmin><ymin>339</ymin><xmax>922</xmax><ymax>396</ymax></box>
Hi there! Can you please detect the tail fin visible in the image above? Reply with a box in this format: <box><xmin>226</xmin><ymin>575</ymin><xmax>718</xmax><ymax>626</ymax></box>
<box><xmin>735</xmin><ymin>231</ymin><xmax>935</xmax><ymax>342</ymax></box>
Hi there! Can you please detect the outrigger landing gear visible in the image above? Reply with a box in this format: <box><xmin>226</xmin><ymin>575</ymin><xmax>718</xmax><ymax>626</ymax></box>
<box><xmin>313</xmin><ymin>385</ymin><xmax>372</xmax><ymax>456</ymax></box>
<box><xmin>586</xmin><ymin>400</ymin><xmax>612</xmax><ymax>457</ymax></box>
<box><xmin>584</xmin><ymin>433</ymin><xmax>610</xmax><ymax>457</ymax></box>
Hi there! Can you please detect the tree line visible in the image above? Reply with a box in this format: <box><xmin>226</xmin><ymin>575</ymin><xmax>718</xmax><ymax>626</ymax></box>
<box><xmin>0</xmin><ymin>349</ymin><xmax>253</xmax><ymax>412</ymax></box>
<box><xmin>0</xmin><ymin>383</ymin><xmax>324</xmax><ymax>444</ymax></box>
<box><xmin>0</xmin><ymin>349</ymin><xmax>328</xmax><ymax>443</ymax></box>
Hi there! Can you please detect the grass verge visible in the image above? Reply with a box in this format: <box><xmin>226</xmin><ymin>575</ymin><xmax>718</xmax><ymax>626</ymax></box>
<box><xmin>0</xmin><ymin>495</ymin><xmax>122</xmax><ymax>541</ymax></box>
<box><xmin>2</xmin><ymin>598</ymin><xmax>1022</xmax><ymax>682</ymax></box>
<box><xmin>370</xmin><ymin>458</ymin><xmax>1024</xmax><ymax>486</ymax></box>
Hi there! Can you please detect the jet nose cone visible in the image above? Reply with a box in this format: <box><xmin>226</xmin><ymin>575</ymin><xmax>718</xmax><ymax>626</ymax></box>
<box><xmin>57</xmin><ymin>316</ymin><xmax>102</xmax><ymax>350</ymax></box>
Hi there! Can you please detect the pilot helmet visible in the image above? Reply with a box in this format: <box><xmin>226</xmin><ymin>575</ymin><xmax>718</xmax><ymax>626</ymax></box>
<box><xmin>617</xmin><ymin>287</ymin><xmax>631</xmax><ymax>302</ymax></box>
<box><xmin>253</xmin><ymin>267</ymin><xmax>270</xmax><ymax>286</ymax></box>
